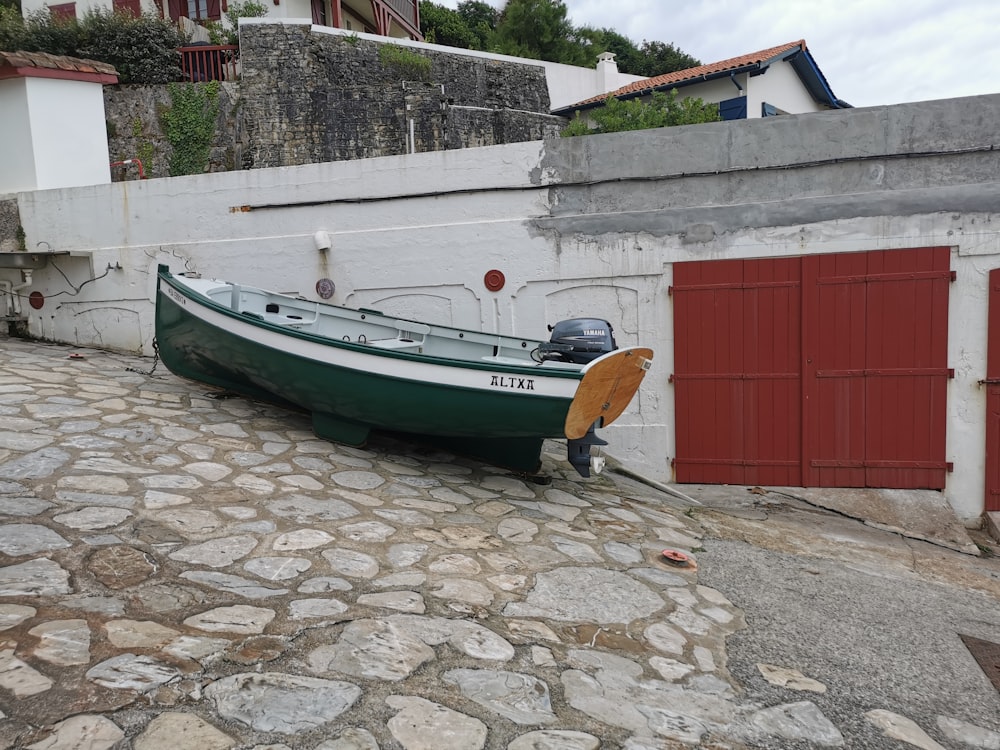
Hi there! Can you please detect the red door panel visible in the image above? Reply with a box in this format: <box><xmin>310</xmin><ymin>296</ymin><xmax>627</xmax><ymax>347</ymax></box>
<box><xmin>803</xmin><ymin>252</ymin><xmax>867</xmax><ymax>487</ymax></box>
<box><xmin>672</xmin><ymin>258</ymin><xmax>801</xmax><ymax>485</ymax></box>
<box><xmin>864</xmin><ymin>248</ymin><xmax>951</xmax><ymax>488</ymax></box>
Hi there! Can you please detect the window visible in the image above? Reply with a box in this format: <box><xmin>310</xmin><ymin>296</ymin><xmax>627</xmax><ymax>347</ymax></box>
<box><xmin>719</xmin><ymin>96</ymin><xmax>747</xmax><ymax>120</ymax></box>
<box><xmin>166</xmin><ymin>0</ymin><xmax>222</xmax><ymax>22</ymax></box>
<box><xmin>48</xmin><ymin>2</ymin><xmax>76</xmax><ymax>20</ymax></box>
<box><xmin>761</xmin><ymin>102</ymin><xmax>789</xmax><ymax>117</ymax></box>
<box><xmin>188</xmin><ymin>0</ymin><xmax>208</xmax><ymax>20</ymax></box>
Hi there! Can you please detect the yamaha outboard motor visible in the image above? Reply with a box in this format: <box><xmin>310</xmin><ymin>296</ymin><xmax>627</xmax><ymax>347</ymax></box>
<box><xmin>537</xmin><ymin>318</ymin><xmax>617</xmax><ymax>365</ymax></box>
<box><xmin>537</xmin><ymin>318</ymin><xmax>617</xmax><ymax>477</ymax></box>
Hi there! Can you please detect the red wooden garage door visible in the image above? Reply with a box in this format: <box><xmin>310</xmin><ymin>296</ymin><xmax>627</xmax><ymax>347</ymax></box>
<box><xmin>672</xmin><ymin>247</ymin><xmax>951</xmax><ymax>489</ymax></box>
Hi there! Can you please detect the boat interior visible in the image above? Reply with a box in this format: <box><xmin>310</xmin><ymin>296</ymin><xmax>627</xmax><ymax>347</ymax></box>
<box><xmin>180</xmin><ymin>276</ymin><xmax>582</xmax><ymax>370</ymax></box>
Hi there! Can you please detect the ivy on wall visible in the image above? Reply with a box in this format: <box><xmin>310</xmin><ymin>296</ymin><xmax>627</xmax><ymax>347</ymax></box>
<box><xmin>161</xmin><ymin>81</ymin><xmax>221</xmax><ymax>177</ymax></box>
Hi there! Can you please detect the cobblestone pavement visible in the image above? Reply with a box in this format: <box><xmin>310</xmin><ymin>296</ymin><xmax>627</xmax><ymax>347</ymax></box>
<box><xmin>1</xmin><ymin>336</ymin><xmax>999</xmax><ymax>750</ymax></box>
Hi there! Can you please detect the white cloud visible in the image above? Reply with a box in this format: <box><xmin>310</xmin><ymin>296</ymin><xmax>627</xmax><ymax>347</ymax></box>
<box><xmin>432</xmin><ymin>0</ymin><xmax>1000</xmax><ymax>107</ymax></box>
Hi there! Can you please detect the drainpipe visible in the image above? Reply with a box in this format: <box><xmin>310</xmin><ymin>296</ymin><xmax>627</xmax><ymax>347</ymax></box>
<box><xmin>11</xmin><ymin>270</ymin><xmax>32</xmax><ymax>317</ymax></box>
<box><xmin>729</xmin><ymin>72</ymin><xmax>744</xmax><ymax>93</ymax></box>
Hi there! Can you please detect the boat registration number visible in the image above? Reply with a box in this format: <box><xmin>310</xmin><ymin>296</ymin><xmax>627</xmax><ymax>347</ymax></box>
<box><xmin>165</xmin><ymin>286</ymin><xmax>186</xmax><ymax>306</ymax></box>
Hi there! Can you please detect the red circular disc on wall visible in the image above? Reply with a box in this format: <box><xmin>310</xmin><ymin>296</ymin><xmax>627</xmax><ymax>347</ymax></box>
<box><xmin>315</xmin><ymin>278</ymin><xmax>335</xmax><ymax>299</ymax></box>
<box><xmin>484</xmin><ymin>269</ymin><xmax>505</xmax><ymax>292</ymax></box>
<box><xmin>28</xmin><ymin>291</ymin><xmax>45</xmax><ymax>310</ymax></box>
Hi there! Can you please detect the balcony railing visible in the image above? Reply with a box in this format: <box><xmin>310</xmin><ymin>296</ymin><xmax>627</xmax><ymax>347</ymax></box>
<box><xmin>178</xmin><ymin>44</ymin><xmax>239</xmax><ymax>82</ymax></box>
<box><xmin>384</xmin><ymin>0</ymin><xmax>418</xmax><ymax>27</ymax></box>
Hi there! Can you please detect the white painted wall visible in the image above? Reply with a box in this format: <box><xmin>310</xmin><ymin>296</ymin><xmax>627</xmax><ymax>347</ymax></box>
<box><xmin>12</xmin><ymin>92</ymin><xmax>1000</xmax><ymax>523</ymax></box>
<box><xmin>27</xmin><ymin>78</ymin><xmax>112</xmax><ymax>189</ymax></box>
<box><xmin>9</xmin><ymin>121</ymin><xmax>1000</xmax><ymax>523</ymax></box>
<box><xmin>0</xmin><ymin>80</ymin><xmax>37</xmax><ymax>194</ymax></box>
<box><xmin>0</xmin><ymin>77</ymin><xmax>111</xmax><ymax>193</ymax></box>
<box><xmin>748</xmin><ymin>60</ymin><xmax>826</xmax><ymax>115</ymax></box>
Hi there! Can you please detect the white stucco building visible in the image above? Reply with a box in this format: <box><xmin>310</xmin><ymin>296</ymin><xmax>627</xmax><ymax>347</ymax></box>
<box><xmin>0</xmin><ymin>51</ymin><xmax>118</xmax><ymax>194</ymax></box>
<box><xmin>553</xmin><ymin>39</ymin><xmax>850</xmax><ymax>121</ymax></box>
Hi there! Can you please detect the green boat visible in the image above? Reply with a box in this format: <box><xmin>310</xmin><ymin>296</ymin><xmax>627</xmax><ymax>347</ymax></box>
<box><xmin>155</xmin><ymin>265</ymin><xmax>653</xmax><ymax>476</ymax></box>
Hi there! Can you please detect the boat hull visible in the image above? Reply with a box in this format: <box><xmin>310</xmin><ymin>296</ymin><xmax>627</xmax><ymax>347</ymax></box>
<box><xmin>155</xmin><ymin>272</ymin><xmax>581</xmax><ymax>470</ymax></box>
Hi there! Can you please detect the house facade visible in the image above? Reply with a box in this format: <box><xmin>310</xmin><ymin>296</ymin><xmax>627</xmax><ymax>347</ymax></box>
<box><xmin>554</xmin><ymin>40</ymin><xmax>850</xmax><ymax>121</ymax></box>
<box><xmin>18</xmin><ymin>0</ymin><xmax>422</xmax><ymax>40</ymax></box>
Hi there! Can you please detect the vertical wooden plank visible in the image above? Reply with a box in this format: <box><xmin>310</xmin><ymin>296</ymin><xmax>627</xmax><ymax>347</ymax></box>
<box><xmin>808</xmin><ymin>251</ymin><xmax>867</xmax><ymax>487</ymax></box>
<box><xmin>985</xmin><ymin>268</ymin><xmax>1000</xmax><ymax>510</ymax></box>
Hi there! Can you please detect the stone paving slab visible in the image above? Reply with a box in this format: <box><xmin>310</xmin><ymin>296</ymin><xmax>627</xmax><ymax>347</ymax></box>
<box><xmin>0</xmin><ymin>336</ymin><xmax>997</xmax><ymax>749</ymax></box>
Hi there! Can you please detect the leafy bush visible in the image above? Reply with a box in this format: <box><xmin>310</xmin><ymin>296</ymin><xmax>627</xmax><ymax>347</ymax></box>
<box><xmin>0</xmin><ymin>7</ymin><xmax>186</xmax><ymax>84</ymax></box>
<box><xmin>22</xmin><ymin>8</ymin><xmax>80</xmax><ymax>55</ymax></box>
<box><xmin>561</xmin><ymin>90</ymin><xmax>720</xmax><ymax>136</ymax></box>
<box><xmin>0</xmin><ymin>5</ymin><xmax>26</xmax><ymax>51</ymax></box>
<box><xmin>78</xmin><ymin>10</ymin><xmax>185</xmax><ymax>84</ymax></box>
<box><xmin>378</xmin><ymin>43</ymin><xmax>431</xmax><ymax>81</ymax></box>
<box><xmin>206</xmin><ymin>0</ymin><xmax>267</xmax><ymax>46</ymax></box>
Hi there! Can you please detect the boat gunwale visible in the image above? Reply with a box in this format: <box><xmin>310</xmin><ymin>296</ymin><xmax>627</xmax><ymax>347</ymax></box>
<box><xmin>157</xmin><ymin>267</ymin><xmax>584</xmax><ymax>381</ymax></box>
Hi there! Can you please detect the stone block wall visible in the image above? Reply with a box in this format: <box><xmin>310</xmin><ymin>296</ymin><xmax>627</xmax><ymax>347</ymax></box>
<box><xmin>100</xmin><ymin>24</ymin><xmax>567</xmax><ymax>175</ymax></box>
<box><xmin>238</xmin><ymin>23</ymin><xmax>566</xmax><ymax>168</ymax></box>
<box><xmin>104</xmin><ymin>83</ymin><xmax>241</xmax><ymax>180</ymax></box>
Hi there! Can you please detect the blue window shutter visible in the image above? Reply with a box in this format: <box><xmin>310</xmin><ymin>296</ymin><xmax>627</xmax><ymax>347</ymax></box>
<box><xmin>762</xmin><ymin>102</ymin><xmax>779</xmax><ymax>117</ymax></box>
<box><xmin>719</xmin><ymin>97</ymin><xmax>747</xmax><ymax>120</ymax></box>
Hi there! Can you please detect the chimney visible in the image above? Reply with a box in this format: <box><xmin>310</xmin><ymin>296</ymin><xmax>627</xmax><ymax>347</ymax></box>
<box><xmin>596</xmin><ymin>51</ymin><xmax>619</xmax><ymax>93</ymax></box>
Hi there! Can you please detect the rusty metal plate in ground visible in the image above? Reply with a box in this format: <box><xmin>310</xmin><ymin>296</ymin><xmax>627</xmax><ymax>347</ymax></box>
<box><xmin>960</xmin><ymin>634</ymin><xmax>1000</xmax><ymax>693</ymax></box>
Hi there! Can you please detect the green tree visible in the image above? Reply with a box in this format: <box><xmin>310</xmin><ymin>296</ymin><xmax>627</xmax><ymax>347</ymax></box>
<box><xmin>593</xmin><ymin>28</ymin><xmax>641</xmax><ymax>72</ymax></box>
<box><xmin>494</xmin><ymin>0</ymin><xmax>576</xmax><ymax>63</ymax></box>
<box><xmin>419</xmin><ymin>0</ymin><xmax>479</xmax><ymax>48</ymax></box>
<box><xmin>561</xmin><ymin>89</ymin><xmax>720</xmax><ymax>137</ymax></box>
<box><xmin>627</xmin><ymin>39</ymin><xmax>701</xmax><ymax>77</ymax></box>
<box><xmin>456</xmin><ymin>0</ymin><xmax>497</xmax><ymax>49</ymax></box>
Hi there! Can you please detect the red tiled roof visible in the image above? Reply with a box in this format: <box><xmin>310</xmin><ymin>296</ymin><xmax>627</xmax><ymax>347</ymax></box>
<box><xmin>0</xmin><ymin>50</ymin><xmax>118</xmax><ymax>83</ymax></box>
<box><xmin>562</xmin><ymin>40</ymin><xmax>807</xmax><ymax>112</ymax></box>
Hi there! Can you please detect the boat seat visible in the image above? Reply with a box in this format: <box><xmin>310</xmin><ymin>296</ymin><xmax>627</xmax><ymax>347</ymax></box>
<box><xmin>365</xmin><ymin>322</ymin><xmax>430</xmax><ymax>352</ymax></box>
<box><xmin>481</xmin><ymin>355</ymin><xmax>534</xmax><ymax>365</ymax></box>
<box><xmin>263</xmin><ymin>312</ymin><xmax>316</xmax><ymax>327</ymax></box>
<box><xmin>368</xmin><ymin>338</ymin><xmax>422</xmax><ymax>352</ymax></box>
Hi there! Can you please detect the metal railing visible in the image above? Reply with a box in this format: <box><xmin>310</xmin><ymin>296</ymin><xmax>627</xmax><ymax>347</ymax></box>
<box><xmin>178</xmin><ymin>44</ymin><xmax>239</xmax><ymax>82</ymax></box>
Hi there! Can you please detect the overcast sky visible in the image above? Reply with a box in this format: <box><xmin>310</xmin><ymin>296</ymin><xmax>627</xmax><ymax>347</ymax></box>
<box><xmin>435</xmin><ymin>0</ymin><xmax>1000</xmax><ymax>108</ymax></box>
